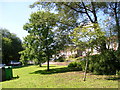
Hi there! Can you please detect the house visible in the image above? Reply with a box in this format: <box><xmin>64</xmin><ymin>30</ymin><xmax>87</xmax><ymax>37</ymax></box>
<box><xmin>59</xmin><ymin>47</ymin><xmax>83</xmax><ymax>59</ymax></box>
<box><xmin>59</xmin><ymin>35</ymin><xmax>119</xmax><ymax>58</ymax></box>
<box><xmin>106</xmin><ymin>36</ymin><xmax>118</xmax><ymax>50</ymax></box>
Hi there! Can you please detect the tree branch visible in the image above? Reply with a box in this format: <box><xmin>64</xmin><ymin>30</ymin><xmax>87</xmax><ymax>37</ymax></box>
<box><xmin>82</xmin><ymin>2</ymin><xmax>94</xmax><ymax>23</ymax></box>
<box><xmin>63</xmin><ymin>3</ymin><xmax>86</xmax><ymax>13</ymax></box>
<box><xmin>91</xmin><ymin>2</ymin><xmax>98</xmax><ymax>23</ymax></box>
<box><xmin>76</xmin><ymin>3</ymin><xmax>93</xmax><ymax>13</ymax></box>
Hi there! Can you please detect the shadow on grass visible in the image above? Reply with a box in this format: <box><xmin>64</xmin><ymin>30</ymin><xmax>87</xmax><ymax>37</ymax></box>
<box><xmin>30</xmin><ymin>67</ymin><xmax>81</xmax><ymax>75</ymax></box>
<box><xmin>13</xmin><ymin>65</ymin><xmax>56</xmax><ymax>69</ymax></box>
<box><xmin>12</xmin><ymin>64</ymin><xmax>34</xmax><ymax>69</ymax></box>
<box><xmin>12</xmin><ymin>76</ymin><xmax>19</xmax><ymax>80</ymax></box>
<box><xmin>36</xmin><ymin>66</ymin><xmax>56</xmax><ymax>68</ymax></box>
<box><xmin>105</xmin><ymin>76</ymin><xmax>120</xmax><ymax>81</ymax></box>
<box><xmin>1</xmin><ymin>76</ymin><xmax>19</xmax><ymax>82</ymax></box>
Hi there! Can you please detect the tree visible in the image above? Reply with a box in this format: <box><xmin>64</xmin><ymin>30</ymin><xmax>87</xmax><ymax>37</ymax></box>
<box><xmin>71</xmin><ymin>23</ymin><xmax>105</xmax><ymax>81</ymax></box>
<box><xmin>22</xmin><ymin>11</ymin><xmax>59</xmax><ymax>71</ymax></box>
<box><xmin>103</xmin><ymin>2</ymin><xmax>120</xmax><ymax>50</ymax></box>
<box><xmin>19</xmin><ymin>35</ymin><xmax>46</xmax><ymax>66</ymax></box>
<box><xmin>31</xmin><ymin>2</ymin><xmax>108</xmax><ymax>52</ymax></box>
<box><xmin>30</xmin><ymin>2</ymin><xmax>119</xmax><ymax>74</ymax></box>
<box><xmin>1</xmin><ymin>28</ymin><xmax>23</xmax><ymax>65</ymax></box>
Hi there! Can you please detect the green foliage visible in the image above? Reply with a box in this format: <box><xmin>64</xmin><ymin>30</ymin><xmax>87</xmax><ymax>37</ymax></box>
<box><xmin>32</xmin><ymin>2</ymin><xmax>119</xmax><ymax>51</ymax></box>
<box><xmin>70</xmin><ymin>23</ymin><xmax>106</xmax><ymax>81</ymax></box>
<box><xmin>68</xmin><ymin>62</ymin><xmax>77</xmax><ymax>67</ymax></box>
<box><xmin>19</xmin><ymin>35</ymin><xmax>46</xmax><ymax>66</ymax></box>
<box><xmin>54</xmin><ymin>55</ymin><xmax>65</xmax><ymax>62</ymax></box>
<box><xmin>21</xmin><ymin>11</ymin><xmax>64</xmax><ymax>69</ymax></box>
<box><xmin>89</xmin><ymin>50</ymin><xmax>120</xmax><ymax>75</ymax></box>
<box><xmin>114</xmin><ymin>50</ymin><xmax>120</xmax><ymax>71</ymax></box>
<box><xmin>68</xmin><ymin>61</ymin><xmax>82</xmax><ymax>70</ymax></box>
<box><xmin>76</xmin><ymin>56</ymin><xmax>84</xmax><ymax>61</ymax></box>
<box><xmin>72</xmin><ymin>23</ymin><xmax>105</xmax><ymax>47</ymax></box>
<box><xmin>115</xmin><ymin>50</ymin><xmax>120</xmax><ymax>60</ymax></box>
<box><xmin>74</xmin><ymin>50</ymin><xmax>120</xmax><ymax>75</ymax></box>
<box><xmin>1</xmin><ymin>28</ymin><xmax>23</xmax><ymax>65</ymax></box>
<box><xmin>69</xmin><ymin>54</ymin><xmax>78</xmax><ymax>58</ymax></box>
<box><xmin>31</xmin><ymin>2</ymin><xmax>107</xmax><ymax>24</ymax></box>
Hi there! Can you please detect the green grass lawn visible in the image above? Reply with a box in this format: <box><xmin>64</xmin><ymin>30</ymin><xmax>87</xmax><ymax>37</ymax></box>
<box><xmin>1</xmin><ymin>65</ymin><xmax>119</xmax><ymax>88</ymax></box>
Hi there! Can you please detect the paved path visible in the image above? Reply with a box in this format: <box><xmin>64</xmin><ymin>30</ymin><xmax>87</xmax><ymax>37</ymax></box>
<box><xmin>42</xmin><ymin>62</ymin><xmax>70</xmax><ymax>66</ymax></box>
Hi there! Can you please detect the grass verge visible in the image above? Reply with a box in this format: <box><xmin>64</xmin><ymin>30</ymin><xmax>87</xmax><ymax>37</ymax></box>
<box><xmin>1</xmin><ymin>65</ymin><xmax>118</xmax><ymax>88</ymax></box>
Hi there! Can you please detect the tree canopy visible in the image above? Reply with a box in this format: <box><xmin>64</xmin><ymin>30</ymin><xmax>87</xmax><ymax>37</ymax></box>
<box><xmin>1</xmin><ymin>28</ymin><xmax>23</xmax><ymax>65</ymax></box>
<box><xmin>30</xmin><ymin>2</ymin><xmax>120</xmax><ymax>51</ymax></box>
<box><xmin>21</xmin><ymin>11</ymin><xmax>70</xmax><ymax>70</ymax></box>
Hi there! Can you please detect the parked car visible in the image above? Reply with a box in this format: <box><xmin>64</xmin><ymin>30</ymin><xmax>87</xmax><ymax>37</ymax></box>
<box><xmin>0</xmin><ymin>64</ymin><xmax>6</xmax><ymax>67</ymax></box>
<box><xmin>10</xmin><ymin>61</ymin><xmax>21</xmax><ymax>66</ymax></box>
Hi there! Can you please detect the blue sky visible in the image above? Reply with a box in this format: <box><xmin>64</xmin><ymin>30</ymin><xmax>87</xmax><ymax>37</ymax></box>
<box><xmin>0</xmin><ymin>1</ymin><xmax>109</xmax><ymax>41</ymax></box>
<box><xmin>0</xmin><ymin>1</ymin><xmax>38</xmax><ymax>41</ymax></box>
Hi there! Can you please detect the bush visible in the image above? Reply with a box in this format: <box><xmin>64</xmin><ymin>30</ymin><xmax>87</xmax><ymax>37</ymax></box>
<box><xmin>115</xmin><ymin>50</ymin><xmax>120</xmax><ymax>71</ymax></box>
<box><xmin>68</xmin><ymin>49</ymin><xmax>120</xmax><ymax>75</ymax></box>
<box><xmin>54</xmin><ymin>55</ymin><xmax>65</xmax><ymax>62</ymax></box>
<box><xmin>76</xmin><ymin>57</ymin><xmax>83</xmax><ymax>61</ymax></box>
<box><xmin>69</xmin><ymin>54</ymin><xmax>78</xmax><ymax>58</ymax></box>
<box><xmin>68</xmin><ymin>62</ymin><xmax>77</xmax><ymax>67</ymax></box>
<box><xmin>68</xmin><ymin>61</ymin><xmax>83</xmax><ymax>71</ymax></box>
<box><xmin>76</xmin><ymin>57</ymin><xmax>87</xmax><ymax>71</ymax></box>
<box><xmin>89</xmin><ymin>50</ymin><xmax>119</xmax><ymax>75</ymax></box>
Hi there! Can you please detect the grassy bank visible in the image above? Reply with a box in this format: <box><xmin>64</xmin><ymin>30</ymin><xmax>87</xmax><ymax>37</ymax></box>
<box><xmin>1</xmin><ymin>65</ymin><xmax>118</xmax><ymax>88</ymax></box>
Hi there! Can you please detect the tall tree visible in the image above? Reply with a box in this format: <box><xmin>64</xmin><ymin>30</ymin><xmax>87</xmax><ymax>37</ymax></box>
<box><xmin>71</xmin><ymin>23</ymin><xmax>105</xmax><ymax>81</ymax></box>
<box><xmin>103</xmin><ymin>2</ymin><xmax>120</xmax><ymax>50</ymax></box>
<box><xmin>23</xmin><ymin>11</ymin><xmax>59</xmax><ymax>71</ymax></box>
<box><xmin>19</xmin><ymin>34</ymin><xmax>46</xmax><ymax>66</ymax></box>
<box><xmin>31</xmin><ymin>2</ymin><xmax>108</xmax><ymax>52</ymax></box>
<box><xmin>1</xmin><ymin>28</ymin><xmax>23</xmax><ymax>65</ymax></box>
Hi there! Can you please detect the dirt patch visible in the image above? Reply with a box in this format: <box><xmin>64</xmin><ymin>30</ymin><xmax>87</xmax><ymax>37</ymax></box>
<box><xmin>55</xmin><ymin>62</ymin><xmax>70</xmax><ymax>66</ymax></box>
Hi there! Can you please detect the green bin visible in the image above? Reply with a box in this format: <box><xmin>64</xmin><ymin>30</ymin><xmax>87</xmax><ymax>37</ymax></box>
<box><xmin>5</xmin><ymin>66</ymin><xmax>13</xmax><ymax>80</ymax></box>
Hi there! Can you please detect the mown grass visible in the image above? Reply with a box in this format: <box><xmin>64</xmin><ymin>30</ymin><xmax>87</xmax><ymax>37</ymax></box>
<box><xmin>1</xmin><ymin>65</ymin><xmax>119</xmax><ymax>88</ymax></box>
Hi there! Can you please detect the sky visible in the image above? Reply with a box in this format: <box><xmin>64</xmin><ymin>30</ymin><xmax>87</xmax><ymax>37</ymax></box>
<box><xmin>0</xmin><ymin>1</ymin><xmax>111</xmax><ymax>42</ymax></box>
<box><xmin>0</xmin><ymin>1</ymin><xmax>38</xmax><ymax>41</ymax></box>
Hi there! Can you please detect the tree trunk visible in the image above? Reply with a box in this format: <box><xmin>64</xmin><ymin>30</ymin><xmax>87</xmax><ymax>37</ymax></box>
<box><xmin>46</xmin><ymin>46</ymin><xmax>50</xmax><ymax>71</ymax></box>
<box><xmin>39</xmin><ymin>62</ymin><xmax>42</xmax><ymax>67</ymax></box>
<box><xmin>114</xmin><ymin>2</ymin><xmax>120</xmax><ymax>50</ymax></box>
<box><xmin>83</xmin><ymin>54</ymin><xmax>89</xmax><ymax>81</ymax></box>
<box><xmin>38</xmin><ymin>57</ymin><xmax>42</xmax><ymax>67</ymax></box>
<box><xmin>47</xmin><ymin>55</ymin><xmax>50</xmax><ymax>71</ymax></box>
<box><xmin>55</xmin><ymin>52</ymin><xmax>57</xmax><ymax>60</ymax></box>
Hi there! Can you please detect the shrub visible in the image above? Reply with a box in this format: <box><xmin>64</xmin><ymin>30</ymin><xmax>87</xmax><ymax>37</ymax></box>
<box><xmin>69</xmin><ymin>54</ymin><xmax>78</xmax><ymax>58</ymax></box>
<box><xmin>89</xmin><ymin>50</ymin><xmax>119</xmax><ymax>75</ymax></box>
<box><xmin>79</xmin><ymin>60</ymin><xmax>86</xmax><ymax>71</ymax></box>
<box><xmin>115</xmin><ymin>50</ymin><xmax>120</xmax><ymax>71</ymax></box>
<box><xmin>54</xmin><ymin>55</ymin><xmax>65</xmax><ymax>62</ymax></box>
<box><xmin>68</xmin><ymin>61</ymin><xmax>83</xmax><ymax>71</ymax></box>
<box><xmin>76</xmin><ymin>56</ymin><xmax>86</xmax><ymax>71</ymax></box>
<box><xmin>76</xmin><ymin>57</ymin><xmax>83</xmax><ymax>61</ymax></box>
<box><xmin>77</xmin><ymin>61</ymin><xmax>84</xmax><ymax>70</ymax></box>
<box><xmin>68</xmin><ymin>49</ymin><xmax>120</xmax><ymax>75</ymax></box>
<box><xmin>68</xmin><ymin>62</ymin><xmax>77</xmax><ymax>67</ymax></box>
